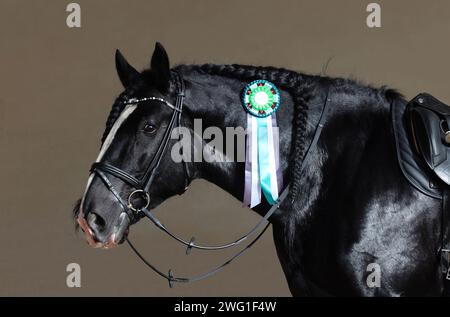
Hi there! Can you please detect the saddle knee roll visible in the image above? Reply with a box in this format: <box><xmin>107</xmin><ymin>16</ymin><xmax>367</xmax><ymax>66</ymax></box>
<box><xmin>406</xmin><ymin>93</ymin><xmax>450</xmax><ymax>185</ymax></box>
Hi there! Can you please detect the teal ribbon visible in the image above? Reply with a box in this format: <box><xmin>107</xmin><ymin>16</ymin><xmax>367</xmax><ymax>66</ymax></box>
<box><xmin>256</xmin><ymin>117</ymin><xmax>276</xmax><ymax>205</ymax></box>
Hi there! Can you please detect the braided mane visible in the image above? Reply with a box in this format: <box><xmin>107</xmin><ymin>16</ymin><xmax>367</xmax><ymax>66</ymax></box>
<box><xmin>103</xmin><ymin>64</ymin><xmax>317</xmax><ymax>201</ymax></box>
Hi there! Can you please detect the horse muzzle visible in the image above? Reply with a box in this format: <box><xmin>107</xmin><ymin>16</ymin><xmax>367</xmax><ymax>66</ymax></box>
<box><xmin>78</xmin><ymin>212</ymin><xmax>130</xmax><ymax>249</ymax></box>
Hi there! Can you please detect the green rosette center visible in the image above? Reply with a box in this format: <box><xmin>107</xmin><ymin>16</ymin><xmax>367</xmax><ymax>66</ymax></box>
<box><xmin>249</xmin><ymin>86</ymin><xmax>274</xmax><ymax>111</ymax></box>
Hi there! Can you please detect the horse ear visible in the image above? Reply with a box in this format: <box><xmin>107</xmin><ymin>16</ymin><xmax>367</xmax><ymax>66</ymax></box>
<box><xmin>150</xmin><ymin>42</ymin><xmax>171</xmax><ymax>91</ymax></box>
<box><xmin>115</xmin><ymin>49</ymin><xmax>140</xmax><ymax>88</ymax></box>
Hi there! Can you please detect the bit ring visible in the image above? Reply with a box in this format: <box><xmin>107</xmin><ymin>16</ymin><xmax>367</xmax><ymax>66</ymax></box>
<box><xmin>128</xmin><ymin>190</ymin><xmax>150</xmax><ymax>212</ymax></box>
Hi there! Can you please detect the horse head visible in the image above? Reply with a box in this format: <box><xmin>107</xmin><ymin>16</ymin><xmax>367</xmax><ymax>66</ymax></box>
<box><xmin>75</xmin><ymin>43</ymin><xmax>191</xmax><ymax>248</ymax></box>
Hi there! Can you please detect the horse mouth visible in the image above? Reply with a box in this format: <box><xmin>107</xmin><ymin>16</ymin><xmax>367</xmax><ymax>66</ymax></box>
<box><xmin>107</xmin><ymin>212</ymin><xmax>130</xmax><ymax>247</ymax></box>
<box><xmin>77</xmin><ymin>212</ymin><xmax>130</xmax><ymax>249</ymax></box>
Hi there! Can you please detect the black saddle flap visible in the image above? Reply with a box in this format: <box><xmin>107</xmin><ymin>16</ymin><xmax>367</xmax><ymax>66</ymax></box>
<box><xmin>406</xmin><ymin>93</ymin><xmax>450</xmax><ymax>185</ymax></box>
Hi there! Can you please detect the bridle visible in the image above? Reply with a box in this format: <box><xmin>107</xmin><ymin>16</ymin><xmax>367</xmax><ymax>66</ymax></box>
<box><xmin>87</xmin><ymin>71</ymin><xmax>331</xmax><ymax>287</ymax></box>
<box><xmin>91</xmin><ymin>71</ymin><xmax>188</xmax><ymax>224</ymax></box>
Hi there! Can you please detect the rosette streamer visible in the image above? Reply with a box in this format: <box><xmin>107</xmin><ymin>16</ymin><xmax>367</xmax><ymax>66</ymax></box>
<box><xmin>243</xmin><ymin>80</ymin><xmax>282</xmax><ymax>207</ymax></box>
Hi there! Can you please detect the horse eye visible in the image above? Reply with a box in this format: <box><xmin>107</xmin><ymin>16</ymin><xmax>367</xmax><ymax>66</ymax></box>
<box><xmin>142</xmin><ymin>123</ymin><xmax>157</xmax><ymax>135</ymax></box>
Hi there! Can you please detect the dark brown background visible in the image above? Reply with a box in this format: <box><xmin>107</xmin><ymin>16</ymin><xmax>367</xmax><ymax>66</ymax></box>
<box><xmin>1</xmin><ymin>0</ymin><xmax>449</xmax><ymax>296</ymax></box>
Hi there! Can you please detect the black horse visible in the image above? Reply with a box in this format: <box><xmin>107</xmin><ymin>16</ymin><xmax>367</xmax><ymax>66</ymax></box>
<box><xmin>75</xmin><ymin>43</ymin><xmax>448</xmax><ymax>296</ymax></box>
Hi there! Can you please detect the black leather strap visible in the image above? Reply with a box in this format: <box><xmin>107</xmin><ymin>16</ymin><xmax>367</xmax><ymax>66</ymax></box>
<box><xmin>442</xmin><ymin>190</ymin><xmax>450</xmax><ymax>295</ymax></box>
<box><xmin>94</xmin><ymin>169</ymin><xmax>136</xmax><ymax>222</ymax></box>
<box><xmin>126</xmin><ymin>190</ymin><xmax>287</xmax><ymax>286</ymax></box>
<box><xmin>139</xmin><ymin>186</ymin><xmax>290</xmax><ymax>252</ymax></box>
<box><xmin>91</xmin><ymin>162</ymin><xmax>141</xmax><ymax>189</ymax></box>
<box><xmin>176</xmin><ymin>76</ymin><xmax>191</xmax><ymax>189</ymax></box>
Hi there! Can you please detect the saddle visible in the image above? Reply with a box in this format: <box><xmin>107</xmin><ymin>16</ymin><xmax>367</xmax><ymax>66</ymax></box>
<box><xmin>392</xmin><ymin>93</ymin><xmax>450</xmax><ymax>294</ymax></box>
<box><xmin>406</xmin><ymin>94</ymin><xmax>450</xmax><ymax>185</ymax></box>
<box><xmin>392</xmin><ymin>93</ymin><xmax>450</xmax><ymax>198</ymax></box>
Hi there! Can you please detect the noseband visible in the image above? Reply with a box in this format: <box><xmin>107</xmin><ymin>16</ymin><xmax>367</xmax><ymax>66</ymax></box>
<box><xmin>87</xmin><ymin>71</ymin><xmax>331</xmax><ymax>287</ymax></box>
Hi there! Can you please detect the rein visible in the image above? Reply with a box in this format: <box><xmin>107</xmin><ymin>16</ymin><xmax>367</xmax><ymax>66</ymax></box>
<box><xmin>88</xmin><ymin>71</ymin><xmax>331</xmax><ymax>287</ymax></box>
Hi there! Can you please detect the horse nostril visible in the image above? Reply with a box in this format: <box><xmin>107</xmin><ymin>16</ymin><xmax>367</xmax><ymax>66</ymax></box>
<box><xmin>87</xmin><ymin>212</ymin><xmax>106</xmax><ymax>232</ymax></box>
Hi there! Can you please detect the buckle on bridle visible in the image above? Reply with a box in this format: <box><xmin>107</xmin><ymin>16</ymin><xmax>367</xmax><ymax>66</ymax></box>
<box><xmin>127</xmin><ymin>189</ymin><xmax>150</xmax><ymax>212</ymax></box>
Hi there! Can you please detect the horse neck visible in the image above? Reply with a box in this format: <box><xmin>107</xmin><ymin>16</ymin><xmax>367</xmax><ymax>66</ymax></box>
<box><xmin>180</xmin><ymin>69</ymin><xmax>324</xmax><ymax>215</ymax></box>
<box><xmin>181</xmin><ymin>72</ymin><xmax>258</xmax><ymax>201</ymax></box>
